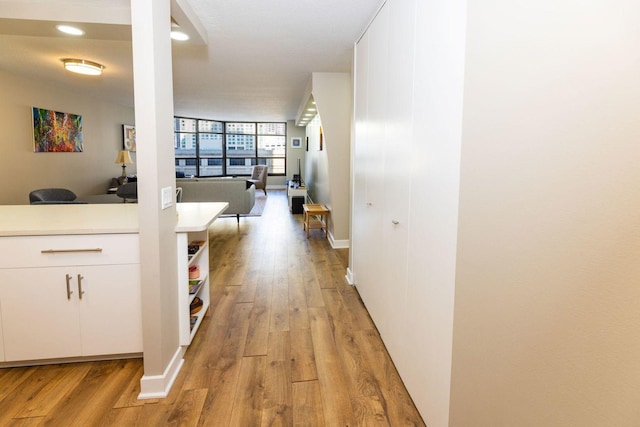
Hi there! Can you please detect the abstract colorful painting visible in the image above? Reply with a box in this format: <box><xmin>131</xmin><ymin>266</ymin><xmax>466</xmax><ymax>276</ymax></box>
<box><xmin>32</xmin><ymin>107</ymin><xmax>83</xmax><ymax>152</ymax></box>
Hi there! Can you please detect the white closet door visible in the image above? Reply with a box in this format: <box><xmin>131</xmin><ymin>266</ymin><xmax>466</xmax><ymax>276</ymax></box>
<box><xmin>404</xmin><ymin>0</ymin><xmax>466</xmax><ymax>424</ymax></box>
<box><xmin>379</xmin><ymin>0</ymin><xmax>417</xmax><ymax>363</ymax></box>
<box><xmin>352</xmin><ymin>2</ymin><xmax>390</xmax><ymax>335</ymax></box>
<box><xmin>352</xmin><ymin>28</ymin><xmax>371</xmax><ymax>290</ymax></box>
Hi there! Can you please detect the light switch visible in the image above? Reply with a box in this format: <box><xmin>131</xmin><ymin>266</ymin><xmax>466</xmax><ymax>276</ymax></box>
<box><xmin>161</xmin><ymin>186</ymin><xmax>173</xmax><ymax>209</ymax></box>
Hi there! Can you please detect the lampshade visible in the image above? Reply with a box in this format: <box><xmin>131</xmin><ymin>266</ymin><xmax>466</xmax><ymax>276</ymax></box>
<box><xmin>62</xmin><ymin>58</ymin><xmax>104</xmax><ymax>76</ymax></box>
<box><xmin>115</xmin><ymin>150</ymin><xmax>133</xmax><ymax>165</ymax></box>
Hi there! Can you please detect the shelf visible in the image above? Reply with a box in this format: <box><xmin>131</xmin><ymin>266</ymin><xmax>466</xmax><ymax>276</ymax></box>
<box><xmin>187</xmin><ymin>240</ymin><xmax>206</xmax><ymax>266</ymax></box>
<box><xmin>308</xmin><ymin>219</ymin><xmax>325</xmax><ymax>229</ymax></box>
<box><xmin>179</xmin><ymin>229</ymin><xmax>211</xmax><ymax>347</ymax></box>
<box><xmin>189</xmin><ymin>278</ymin><xmax>205</xmax><ymax>295</ymax></box>
<box><xmin>189</xmin><ymin>300</ymin><xmax>209</xmax><ymax>338</ymax></box>
<box><xmin>188</xmin><ymin>274</ymin><xmax>208</xmax><ymax>305</ymax></box>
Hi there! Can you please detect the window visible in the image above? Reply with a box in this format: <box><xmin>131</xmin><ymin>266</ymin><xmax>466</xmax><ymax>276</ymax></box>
<box><xmin>174</xmin><ymin>117</ymin><xmax>286</xmax><ymax>177</ymax></box>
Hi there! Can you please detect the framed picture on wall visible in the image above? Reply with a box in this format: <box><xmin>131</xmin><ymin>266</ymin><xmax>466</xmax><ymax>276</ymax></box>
<box><xmin>32</xmin><ymin>107</ymin><xmax>83</xmax><ymax>152</ymax></box>
<box><xmin>291</xmin><ymin>137</ymin><xmax>302</xmax><ymax>148</ymax></box>
<box><xmin>122</xmin><ymin>124</ymin><xmax>136</xmax><ymax>151</ymax></box>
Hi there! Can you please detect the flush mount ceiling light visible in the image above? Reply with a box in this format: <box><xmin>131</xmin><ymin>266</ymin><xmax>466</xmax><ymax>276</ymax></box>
<box><xmin>56</xmin><ymin>24</ymin><xmax>85</xmax><ymax>36</ymax></box>
<box><xmin>170</xmin><ymin>30</ymin><xmax>189</xmax><ymax>41</ymax></box>
<box><xmin>62</xmin><ymin>59</ymin><xmax>104</xmax><ymax>76</ymax></box>
<box><xmin>170</xmin><ymin>18</ymin><xmax>190</xmax><ymax>41</ymax></box>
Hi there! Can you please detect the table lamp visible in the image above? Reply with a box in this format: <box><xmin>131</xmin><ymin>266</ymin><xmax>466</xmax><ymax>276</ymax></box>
<box><xmin>115</xmin><ymin>150</ymin><xmax>133</xmax><ymax>183</ymax></box>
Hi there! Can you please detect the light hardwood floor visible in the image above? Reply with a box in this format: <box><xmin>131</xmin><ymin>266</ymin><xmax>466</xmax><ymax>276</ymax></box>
<box><xmin>0</xmin><ymin>190</ymin><xmax>425</xmax><ymax>426</ymax></box>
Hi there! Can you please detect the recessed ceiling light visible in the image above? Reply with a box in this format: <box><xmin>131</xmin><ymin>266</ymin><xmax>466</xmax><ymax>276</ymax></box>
<box><xmin>56</xmin><ymin>25</ymin><xmax>84</xmax><ymax>36</ymax></box>
<box><xmin>307</xmin><ymin>108</ymin><xmax>316</xmax><ymax>112</ymax></box>
<box><xmin>171</xmin><ymin>31</ymin><xmax>190</xmax><ymax>41</ymax></box>
<box><xmin>62</xmin><ymin>59</ymin><xmax>104</xmax><ymax>76</ymax></box>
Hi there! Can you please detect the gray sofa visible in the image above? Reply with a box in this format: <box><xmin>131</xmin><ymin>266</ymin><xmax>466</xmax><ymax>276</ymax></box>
<box><xmin>177</xmin><ymin>177</ymin><xmax>255</xmax><ymax>222</ymax></box>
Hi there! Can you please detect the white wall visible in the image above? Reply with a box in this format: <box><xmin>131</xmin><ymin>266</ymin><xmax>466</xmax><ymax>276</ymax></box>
<box><xmin>304</xmin><ymin>115</ymin><xmax>329</xmax><ymax>203</ymax></box>
<box><xmin>283</xmin><ymin>119</ymin><xmax>305</xmax><ymax>187</ymax></box>
<box><xmin>303</xmin><ymin>72</ymin><xmax>352</xmax><ymax>245</ymax></box>
<box><xmin>449</xmin><ymin>0</ymin><xmax>640</xmax><ymax>425</ymax></box>
<box><xmin>0</xmin><ymin>68</ymin><xmax>135</xmax><ymax>205</ymax></box>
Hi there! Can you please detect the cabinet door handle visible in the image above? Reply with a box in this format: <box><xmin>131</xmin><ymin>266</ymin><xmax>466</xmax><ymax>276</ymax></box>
<box><xmin>392</xmin><ymin>220</ymin><xmax>400</xmax><ymax>225</ymax></box>
<box><xmin>77</xmin><ymin>274</ymin><xmax>85</xmax><ymax>299</ymax></box>
<box><xmin>42</xmin><ymin>248</ymin><xmax>103</xmax><ymax>254</ymax></box>
<box><xmin>65</xmin><ymin>274</ymin><xmax>73</xmax><ymax>300</ymax></box>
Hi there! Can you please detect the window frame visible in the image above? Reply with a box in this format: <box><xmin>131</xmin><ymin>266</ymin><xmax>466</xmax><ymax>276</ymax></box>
<box><xmin>174</xmin><ymin>117</ymin><xmax>286</xmax><ymax>178</ymax></box>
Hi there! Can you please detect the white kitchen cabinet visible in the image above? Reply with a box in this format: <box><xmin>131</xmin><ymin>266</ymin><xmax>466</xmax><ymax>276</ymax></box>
<box><xmin>0</xmin><ymin>203</ymin><xmax>227</xmax><ymax>372</ymax></box>
<box><xmin>0</xmin><ymin>267</ymin><xmax>82</xmax><ymax>361</ymax></box>
<box><xmin>78</xmin><ymin>263</ymin><xmax>141</xmax><ymax>356</ymax></box>
<box><xmin>0</xmin><ymin>234</ymin><xmax>141</xmax><ymax>363</ymax></box>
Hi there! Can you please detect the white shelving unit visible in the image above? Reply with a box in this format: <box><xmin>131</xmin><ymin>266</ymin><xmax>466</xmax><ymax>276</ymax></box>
<box><xmin>177</xmin><ymin>229</ymin><xmax>210</xmax><ymax>346</ymax></box>
<box><xmin>174</xmin><ymin>203</ymin><xmax>228</xmax><ymax>347</ymax></box>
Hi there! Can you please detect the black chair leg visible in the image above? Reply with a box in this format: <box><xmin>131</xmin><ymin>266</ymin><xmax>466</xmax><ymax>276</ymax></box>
<box><xmin>236</xmin><ymin>214</ymin><xmax>240</xmax><ymax>224</ymax></box>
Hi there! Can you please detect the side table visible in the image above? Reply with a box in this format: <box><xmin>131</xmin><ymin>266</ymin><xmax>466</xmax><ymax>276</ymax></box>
<box><xmin>287</xmin><ymin>185</ymin><xmax>307</xmax><ymax>212</ymax></box>
<box><xmin>303</xmin><ymin>203</ymin><xmax>329</xmax><ymax>238</ymax></box>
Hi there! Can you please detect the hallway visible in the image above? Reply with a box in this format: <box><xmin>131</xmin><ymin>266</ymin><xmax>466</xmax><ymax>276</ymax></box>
<box><xmin>0</xmin><ymin>189</ymin><xmax>424</xmax><ymax>426</ymax></box>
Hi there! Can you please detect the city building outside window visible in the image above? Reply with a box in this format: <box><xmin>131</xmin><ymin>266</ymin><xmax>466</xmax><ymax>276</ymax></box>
<box><xmin>174</xmin><ymin>118</ymin><xmax>286</xmax><ymax>177</ymax></box>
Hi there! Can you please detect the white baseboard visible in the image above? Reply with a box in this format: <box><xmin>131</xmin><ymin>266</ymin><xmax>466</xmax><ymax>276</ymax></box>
<box><xmin>346</xmin><ymin>267</ymin><xmax>355</xmax><ymax>285</ymax></box>
<box><xmin>138</xmin><ymin>347</ymin><xmax>184</xmax><ymax>399</ymax></box>
<box><xmin>328</xmin><ymin>232</ymin><xmax>350</xmax><ymax>249</ymax></box>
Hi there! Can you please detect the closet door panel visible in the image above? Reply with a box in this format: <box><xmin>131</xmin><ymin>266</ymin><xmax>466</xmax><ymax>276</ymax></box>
<box><xmin>379</xmin><ymin>0</ymin><xmax>417</xmax><ymax>362</ymax></box>
<box><xmin>352</xmin><ymin>30</ymin><xmax>371</xmax><ymax>289</ymax></box>
<box><xmin>404</xmin><ymin>0</ymin><xmax>466</xmax><ymax>424</ymax></box>
<box><xmin>353</xmin><ymin>2</ymin><xmax>390</xmax><ymax>337</ymax></box>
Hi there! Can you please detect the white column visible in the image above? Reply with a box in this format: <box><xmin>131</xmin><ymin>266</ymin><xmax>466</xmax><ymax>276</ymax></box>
<box><xmin>130</xmin><ymin>0</ymin><xmax>181</xmax><ymax>398</ymax></box>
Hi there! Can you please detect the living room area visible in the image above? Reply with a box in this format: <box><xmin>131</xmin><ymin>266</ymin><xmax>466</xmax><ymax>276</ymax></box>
<box><xmin>0</xmin><ymin>73</ymin><xmax>300</xmax><ymax>208</ymax></box>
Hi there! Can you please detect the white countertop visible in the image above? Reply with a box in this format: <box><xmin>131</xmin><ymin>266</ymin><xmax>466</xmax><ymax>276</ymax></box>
<box><xmin>0</xmin><ymin>202</ymin><xmax>228</xmax><ymax>236</ymax></box>
<box><xmin>175</xmin><ymin>202</ymin><xmax>228</xmax><ymax>232</ymax></box>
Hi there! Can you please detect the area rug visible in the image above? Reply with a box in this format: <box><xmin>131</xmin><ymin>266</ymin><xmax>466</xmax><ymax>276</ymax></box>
<box><xmin>247</xmin><ymin>194</ymin><xmax>266</xmax><ymax>216</ymax></box>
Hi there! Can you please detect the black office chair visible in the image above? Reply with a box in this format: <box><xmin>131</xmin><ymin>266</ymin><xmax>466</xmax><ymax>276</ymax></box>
<box><xmin>115</xmin><ymin>182</ymin><xmax>138</xmax><ymax>203</ymax></box>
<box><xmin>29</xmin><ymin>188</ymin><xmax>87</xmax><ymax>204</ymax></box>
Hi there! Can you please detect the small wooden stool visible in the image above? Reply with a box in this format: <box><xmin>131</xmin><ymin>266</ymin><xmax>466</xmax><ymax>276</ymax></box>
<box><xmin>303</xmin><ymin>203</ymin><xmax>329</xmax><ymax>238</ymax></box>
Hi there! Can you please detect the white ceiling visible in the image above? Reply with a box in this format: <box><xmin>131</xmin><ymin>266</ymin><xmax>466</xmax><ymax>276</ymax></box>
<box><xmin>0</xmin><ymin>0</ymin><xmax>381</xmax><ymax>122</ymax></box>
